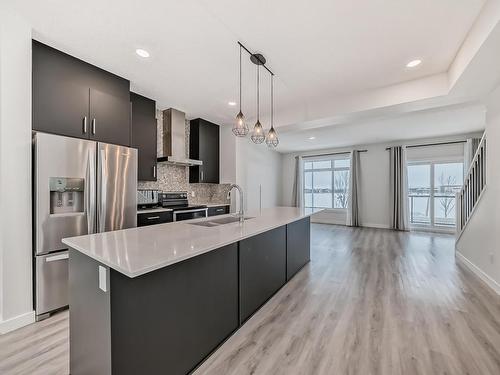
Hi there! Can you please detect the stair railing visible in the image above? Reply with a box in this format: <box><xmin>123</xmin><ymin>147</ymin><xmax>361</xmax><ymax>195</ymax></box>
<box><xmin>457</xmin><ymin>135</ymin><xmax>486</xmax><ymax>234</ymax></box>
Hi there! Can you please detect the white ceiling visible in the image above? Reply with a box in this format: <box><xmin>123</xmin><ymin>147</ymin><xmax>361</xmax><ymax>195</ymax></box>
<box><xmin>277</xmin><ymin>103</ymin><xmax>486</xmax><ymax>153</ymax></box>
<box><xmin>3</xmin><ymin>0</ymin><xmax>497</xmax><ymax>152</ymax></box>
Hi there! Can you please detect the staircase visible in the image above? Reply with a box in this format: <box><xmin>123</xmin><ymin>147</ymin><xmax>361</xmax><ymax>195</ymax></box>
<box><xmin>457</xmin><ymin>134</ymin><xmax>486</xmax><ymax>236</ymax></box>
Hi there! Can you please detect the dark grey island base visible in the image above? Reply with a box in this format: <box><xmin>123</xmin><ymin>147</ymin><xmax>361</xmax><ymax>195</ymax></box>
<box><xmin>69</xmin><ymin>216</ymin><xmax>310</xmax><ymax>375</ymax></box>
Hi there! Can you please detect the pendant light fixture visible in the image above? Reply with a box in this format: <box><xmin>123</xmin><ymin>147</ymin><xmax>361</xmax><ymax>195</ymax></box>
<box><xmin>250</xmin><ymin>64</ymin><xmax>265</xmax><ymax>144</ymax></box>
<box><xmin>232</xmin><ymin>45</ymin><xmax>248</xmax><ymax>137</ymax></box>
<box><xmin>265</xmin><ymin>74</ymin><xmax>279</xmax><ymax>147</ymax></box>
<box><xmin>235</xmin><ymin>41</ymin><xmax>277</xmax><ymax>147</ymax></box>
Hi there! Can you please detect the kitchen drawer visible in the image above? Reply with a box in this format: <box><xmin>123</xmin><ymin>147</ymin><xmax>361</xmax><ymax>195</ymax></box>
<box><xmin>137</xmin><ymin>211</ymin><xmax>173</xmax><ymax>227</ymax></box>
<box><xmin>207</xmin><ymin>205</ymin><xmax>229</xmax><ymax>217</ymax></box>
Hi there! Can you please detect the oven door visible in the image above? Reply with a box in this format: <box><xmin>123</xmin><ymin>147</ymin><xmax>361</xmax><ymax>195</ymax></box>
<box><xmin>173</xmin><ymin>208</ymin><xmax>208</xmax><ymax>222</ymax></box>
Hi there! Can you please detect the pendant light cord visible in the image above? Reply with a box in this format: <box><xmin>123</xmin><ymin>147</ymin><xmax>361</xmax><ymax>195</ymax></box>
<box><xmin>257</xmin><ymin>65</ymin><xmax>260</xmax><ymax>121</ymax></box>
<box><xmin>271</xmin><ymin>74</ymin><xmax>274</xmax><ymax>130</ymax></box>
<box><xmin>239</xmin><ymin>45</ymin><xmax>242</xmax><ymax>112</ymax></box>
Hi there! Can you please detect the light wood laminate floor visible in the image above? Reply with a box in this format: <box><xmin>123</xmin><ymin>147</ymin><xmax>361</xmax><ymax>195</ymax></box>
<box><xmin>1</xmin><ymin>225</ymin><xmax>500</xmax><ymax>375</ymax></box>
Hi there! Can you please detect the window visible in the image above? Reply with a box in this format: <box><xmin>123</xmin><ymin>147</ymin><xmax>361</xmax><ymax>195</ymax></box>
<box><xmin>304</xmin><ymin>157</ymin><xmax>350</xmax><ymax>212</ymax></box>
<box><xmin>407</xmin><ymin>160</ymin><xmax>463</xmax><ymax>228</ymax></box>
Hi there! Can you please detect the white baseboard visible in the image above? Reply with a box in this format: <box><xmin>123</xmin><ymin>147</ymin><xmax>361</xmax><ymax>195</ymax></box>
<box><xmin>456</xmin><ymin>252</ymin><xmax>500</xmax><ymax>295</ymax></box>
<box><xmin>311</xmin><ymin>220</ymin><xmax>391</xmax><ymax>229</ymax></box>
<box><xmin>311</xmin><ymin>218</ymin><xmax>345</xmax><ymax>225</ymax></box>
<box><xmin>0</xmin><ymin>310</ymin><xmax>35</xmax><ymax>335</ymax></box>
<box><xmin>360</xmin><ymin>222</ymin><xmax>391</xmax><ymax>229</ymax></box>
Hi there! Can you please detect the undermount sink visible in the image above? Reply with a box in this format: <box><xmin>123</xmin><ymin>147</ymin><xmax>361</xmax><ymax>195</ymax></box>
<box><xmin>189</xmin><ymin>216</ymin><xmax>254</xmax><ymax>227</ymax></box>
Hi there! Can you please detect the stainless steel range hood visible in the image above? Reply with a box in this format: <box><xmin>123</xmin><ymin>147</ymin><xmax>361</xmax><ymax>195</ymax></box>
<box><xmin>157</xmin><ymin>108</ymin><xmax>202</xmax><ymax>166</ymax></box>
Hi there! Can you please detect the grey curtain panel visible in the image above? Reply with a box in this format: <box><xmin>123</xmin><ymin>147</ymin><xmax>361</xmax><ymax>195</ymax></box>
<box><xmin>292</xmin><ymin>156</ymin><xmax>304</xmax><ymax>208</ymax></box>
<box><xmin>389</xmin><ymin>146</ymin><xmax>409</xmax><ymax>231</ymax></box>
<box><xmin>346</xmin><ymin>150</ymin><xmax>360</xmax><ymax>226</ymax></box>
<box><xmin>464</xmin><ymin>137</ymin><xmax>481</xmax><ymax>174</ymax></box>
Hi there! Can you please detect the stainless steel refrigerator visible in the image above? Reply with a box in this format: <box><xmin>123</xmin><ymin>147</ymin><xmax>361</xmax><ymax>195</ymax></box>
<box><xmin>33</xmin><ymin>132</ymin><xmax>137</xmax><ymax>319</ymax></box>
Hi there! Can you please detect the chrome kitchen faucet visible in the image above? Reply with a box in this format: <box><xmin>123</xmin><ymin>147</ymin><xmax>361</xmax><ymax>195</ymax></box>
<box><xmin>227</xmin><ymin>184</ymin><xmax>244</xmax><ymax>223</ymax></box>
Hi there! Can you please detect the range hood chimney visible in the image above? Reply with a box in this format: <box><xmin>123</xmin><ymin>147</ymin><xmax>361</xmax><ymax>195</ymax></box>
<box><xmin>157</xmin><ymin>108</ymin><xmax>202</xmax><ymax>166</ymax></box>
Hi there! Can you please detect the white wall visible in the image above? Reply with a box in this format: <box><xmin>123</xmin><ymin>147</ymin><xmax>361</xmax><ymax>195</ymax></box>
<box><xmin>282</xmin><ymin>132</ymin><xmax>483</xmax><ymax>228</ymax></box>
<box><xmin>220</xmin><ymin>128</ymin><xmax>283</xmax><ymax>213</ymax></box>
<box><xmin>220</xmin><ymin>125</ymin><xmax>236</xmax><ymax>184</ymax></box>
<box><xmin>235</xmin><ymin>137</ymin><xmax>282</xmax><ymax>213</ymax></box>
<box><xmin>0</xmin><ymin>11</ymin><xmax>35</xmax><ymax>333</ymax></box>
<box><xmin>456</xmin><ymin>84</ymin><xmax>500</xmax><ymax>294</ymax></box>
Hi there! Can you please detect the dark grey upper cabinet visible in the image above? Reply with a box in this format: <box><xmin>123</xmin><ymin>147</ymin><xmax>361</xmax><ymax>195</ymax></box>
<box><xmin>32</xmin><ymin>41</ymin><xmax>91</xmax><ymax>139</ymax></box>
<box><xmin>189</xmin><ymin>118</ymin><xmax>220</xmax><ymax>183</ymax></box>
<box><xmin>130</xmin><ymin>93</ymin><xmax>157</xmax><ymax>181</ymax></box>
<box><xmin>89</xmin><ymin>88</ymin><xmax>131</xmax><ymax>146</ymax></box>
<box><xmin>32</xmin><ymin>40</ymin><xmax>131</xmax><ymax>146</ymax></box>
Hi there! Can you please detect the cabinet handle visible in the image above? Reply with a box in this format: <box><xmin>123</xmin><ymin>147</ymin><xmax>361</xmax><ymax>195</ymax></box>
<box><xmin>83</xmin><ymin>116</ymin><xmax>87</xmax><ymax>134</ymax></box>
<box><xmin>92</xmin><ymin>118</ymin><xmax>96</xmax><ymax>135</ymax></box>
<box><xmin>200</xmin><ymin>170</ymin><xmax>204</xmax><ymax>182</ymax></box>
<box><xmin>147</xmin><ymin>216</ymin><xmax>160</xmax><ymax>220</ymax></box>
<box><xmin>153</xmin><ymin>165</ymin><xmax>156</xmax><ymax>178</ymax></box>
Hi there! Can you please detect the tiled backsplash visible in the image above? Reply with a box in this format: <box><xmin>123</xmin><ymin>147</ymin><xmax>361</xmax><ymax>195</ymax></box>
<box><xmin>138</xmin><ymin>162</ymin><xmax>188</xmax><ymax>192</ymax></box>
<box><xmin>138</xmin><ymin>110</ymin><xmax>232</xmax><ymax>205</ymax></box>
<box><xmin>189</xmin><ymin>183</ymin><xmax>232</xmax><ymax>205</ymax></box>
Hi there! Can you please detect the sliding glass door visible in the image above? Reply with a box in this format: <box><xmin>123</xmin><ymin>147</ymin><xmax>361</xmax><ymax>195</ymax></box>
<box><xmin>407</xmin><ymin>160</ymin><xmax>463</xmax><ymax>229</ymax></box>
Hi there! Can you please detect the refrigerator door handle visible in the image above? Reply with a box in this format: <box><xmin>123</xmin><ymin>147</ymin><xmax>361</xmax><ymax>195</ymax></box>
<box><xmin>98</xmin><ymin>148</ymin><xmax>108</xmax><ymax>233</ymax></box>
<box><xmin>85</xmin><ymin>148</ymin><xmax>96</xmax><ymax>234</ymax></box>
<box><xmin>45</xmin><ymin>253</ymin><xmax>69</xmax><ymax>262</ymax></box>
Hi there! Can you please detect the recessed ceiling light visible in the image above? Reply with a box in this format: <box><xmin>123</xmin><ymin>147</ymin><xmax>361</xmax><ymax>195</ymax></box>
<box><xmin>308</xmin><ymin>136</ymin><xmax>316</xmax><ymax>140</ymax></box>
<box><xmin>406</xmin><ymin>59</ymin><xmax>422</xmax><ymax>68</ymax></box>
<box><xmin>135</xmin><ymin>49</ymin><xmax>150</xmax><ymax>58</ymax></box>
<box><xmin>228</xmin><ymin>101</ymin><xmax>237</xmax><ymax>106</ymax></box>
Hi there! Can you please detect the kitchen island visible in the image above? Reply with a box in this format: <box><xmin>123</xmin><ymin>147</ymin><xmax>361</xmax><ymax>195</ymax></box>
<box><xmin>63</xmin><ymin>207</ymin><xmax>311</xmax><ymax>375</ymax></box>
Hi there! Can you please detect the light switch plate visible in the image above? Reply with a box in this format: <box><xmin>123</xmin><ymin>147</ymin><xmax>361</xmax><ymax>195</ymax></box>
<box><xmin>98</xmin><ymin>265</ymin><xmax>108</xmax><ymax>292</ymax></box>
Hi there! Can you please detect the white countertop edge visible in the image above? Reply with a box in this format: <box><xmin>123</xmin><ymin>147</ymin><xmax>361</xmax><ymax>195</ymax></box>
<box><xmin>204</xmin><ymin>203</ymin><xmax>231</xmax><ymax>207</ymax></box>
<box><xmin>62</xmin><ymin>210</ymin><xmax>313</xmax><ymax>278</ymax></box>
<box><xmin>137</xmin><ymin>207</ymin><xmax>173</xmax><ymax>214</ymax></box>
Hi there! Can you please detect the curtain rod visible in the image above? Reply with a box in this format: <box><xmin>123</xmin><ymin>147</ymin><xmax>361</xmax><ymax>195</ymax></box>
<box><xmin>385</xmin><ymin>140</ymin><xmax>466</xmax><ymax>151</ymax></box>
<box><xmin>302</xmin><ymin>150</ymin><xmax>368</xmax><ymax>158</ymax></box>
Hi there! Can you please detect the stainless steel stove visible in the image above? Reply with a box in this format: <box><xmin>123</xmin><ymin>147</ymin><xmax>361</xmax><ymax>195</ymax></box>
<box><xmin>159</xmin><ymin>192</ymin><xmax>207</xmax><ymax>221</ymax></box>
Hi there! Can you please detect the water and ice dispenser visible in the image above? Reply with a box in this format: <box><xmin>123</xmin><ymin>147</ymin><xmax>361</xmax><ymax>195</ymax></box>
<box><xmin>49</xmin><ymin>177</ymin><xmax>84</xmax><ymax>214</ymax></box>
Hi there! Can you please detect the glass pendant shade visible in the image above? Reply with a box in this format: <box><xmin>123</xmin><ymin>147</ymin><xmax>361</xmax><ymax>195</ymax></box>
<box><xmin>265</xmin><ymin>126</ymin><xmax>279</xmax><ymax>147</ymax></box>
<box><xmin>250</xmin><ymin>120</ymin><xmax>265</xmax><ymax>144</ymax></box>
<box><xmin>266</xmin><ymin>74</ymin><xmax>279</xmax><ymax>147</ymax></box>
<box><xmin>250</xmin><ymin>64</ymin><xmax>265</xmax><ymax>144</ymax></box>
<box><xmin>232</xmin><ymin>111</ymin><xmax>249</xmax><ymax>136</ymax></box>
<box><xmin>233</xmin><ymin>45</ymin><xmax>248</xmax><ymax>137</ymax></box>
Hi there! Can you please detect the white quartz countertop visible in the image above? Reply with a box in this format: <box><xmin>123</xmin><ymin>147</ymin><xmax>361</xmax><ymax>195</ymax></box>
<box><xmin>137</xmin><ymin>203</ymin><xmax>229</xmax><ymax>214</ymax></box>
<box><xmin>62</xmin><ymin>207</ymin><xmax>312</xmax><ymax>278</ymax></box>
